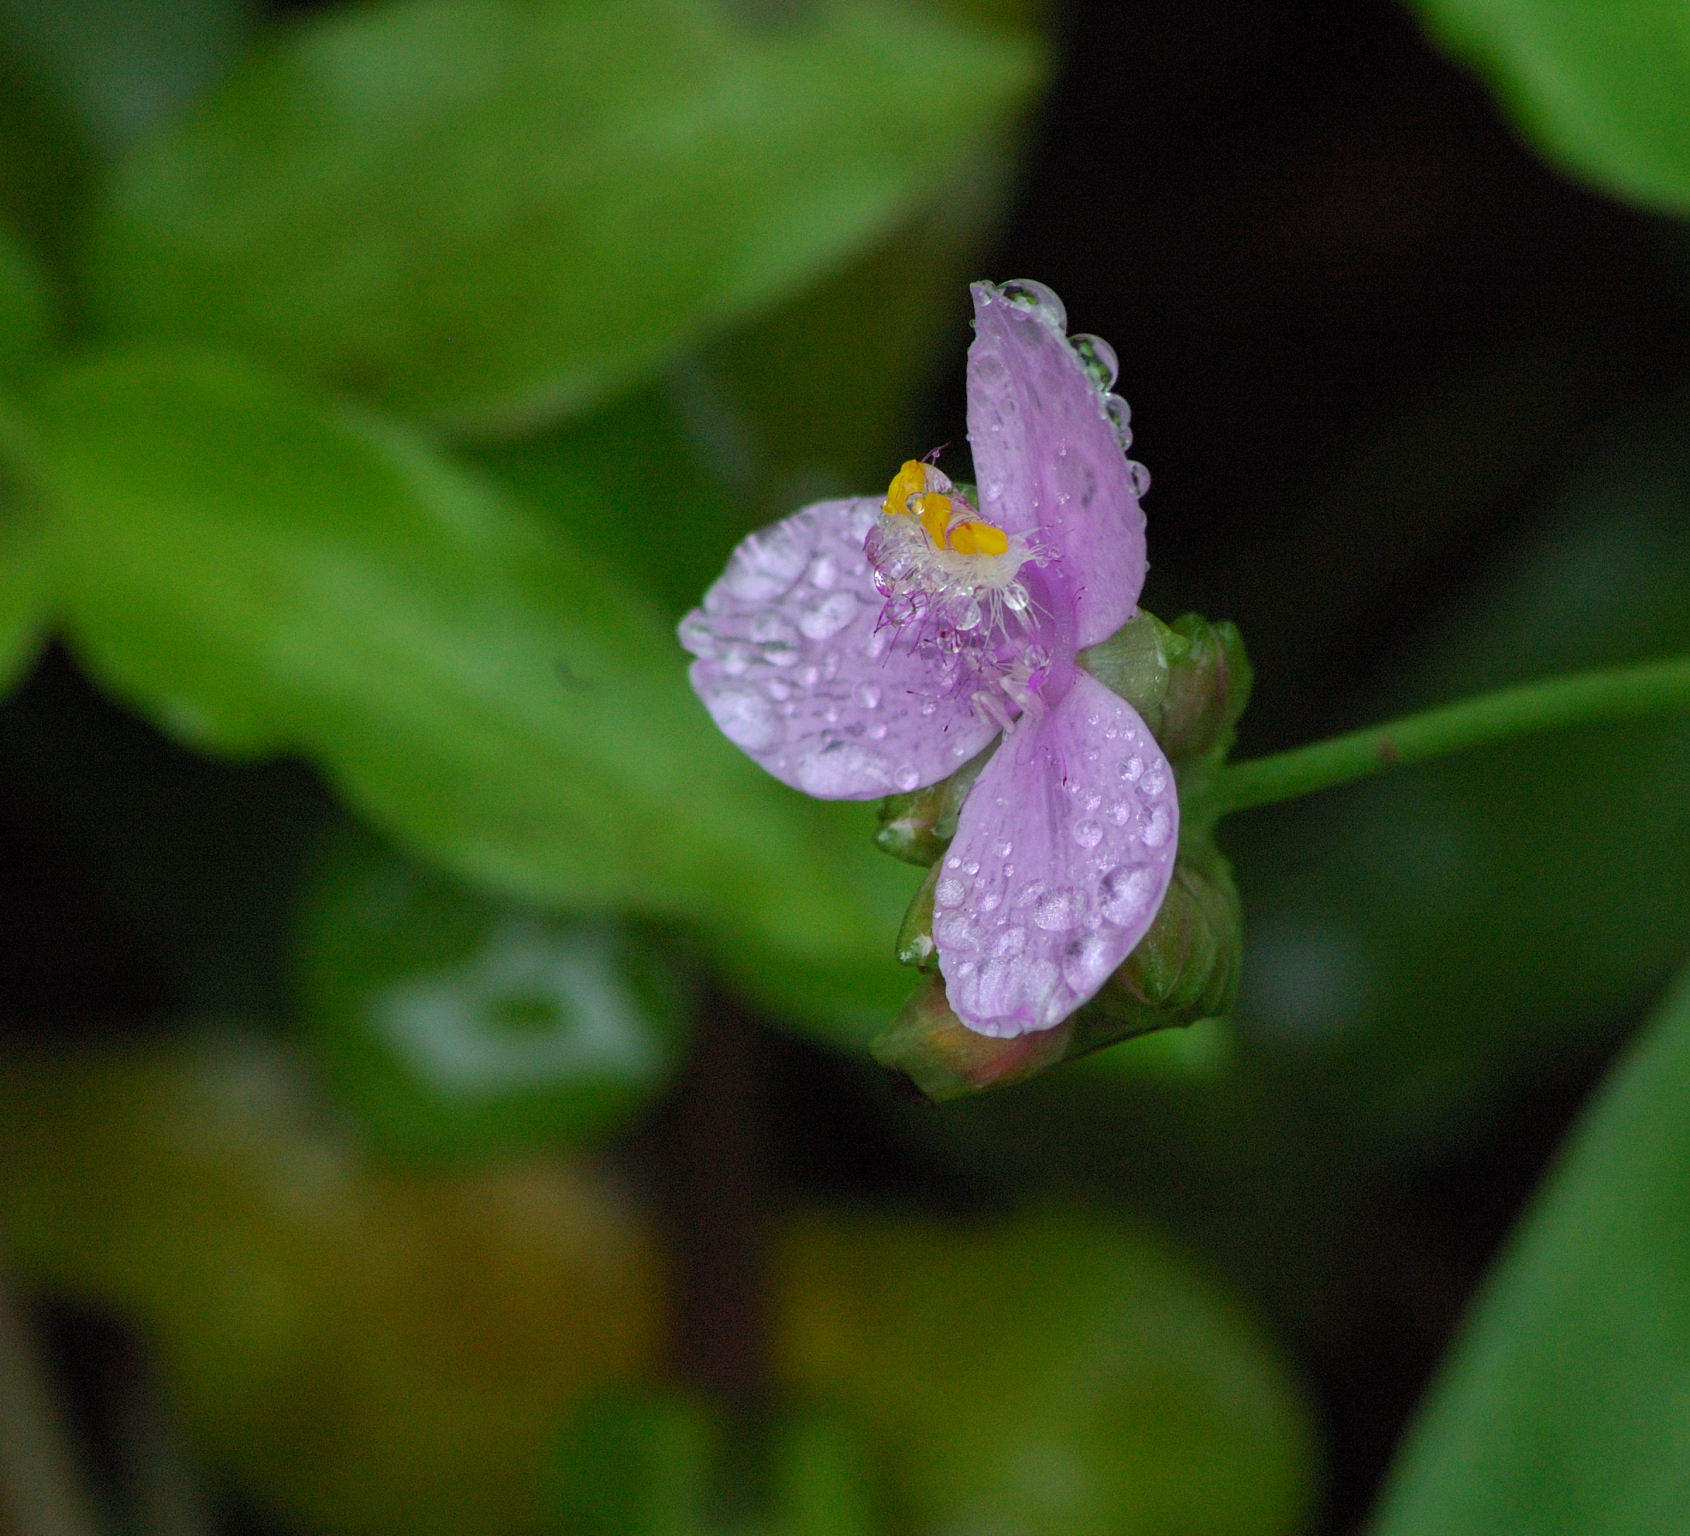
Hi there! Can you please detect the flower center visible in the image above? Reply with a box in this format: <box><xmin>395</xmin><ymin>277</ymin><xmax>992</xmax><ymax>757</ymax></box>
<box><xmin>865</xmin><ymin>459</ymin><xmax>1059</xmax><ymax>732</ymax></box>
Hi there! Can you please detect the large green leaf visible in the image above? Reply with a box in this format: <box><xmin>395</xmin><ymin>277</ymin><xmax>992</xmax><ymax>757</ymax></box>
<box><xmin>0</xmin><ymin>222</ymin><xmax>50</xmax><ymax>385</ymax></box>
<box><xmin>0</xmin><ymin>0</ymin><xmax>253</xmax><ymax>147</ymax></box>
<box><xmin>31</xmin><ymin>351</ymin><xmax>919</xmax><ymax>1041</ymax></box>
<box><xmin>1412</xmin><ymin>0</ymin><xmax>1690</xmax><ymax>216</ymax></box>
<box><xmin>87</xmin><ymin>0</ymin><xmax>1046</xmax><ymax>437</ymax></box>
<box><xmin>1369</xmin><ymin>959</ymin><xmax>1690</xmax><ymax>1535</ymax></box>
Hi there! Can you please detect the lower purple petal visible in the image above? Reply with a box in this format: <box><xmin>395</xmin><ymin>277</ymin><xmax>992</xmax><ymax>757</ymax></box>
<box><xmin>933</xmin><ymin>671</ymin><xmax>1179</xmax><ymax>1036</ymax></box>
<box><xmin>680</xmin><ymin>498</ymin><xmax>999</xmax><ymax>799</ymax></box>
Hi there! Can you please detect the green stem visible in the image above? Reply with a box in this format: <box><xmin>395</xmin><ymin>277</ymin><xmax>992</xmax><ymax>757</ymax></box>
<box><xmin>1210</xmin><ymin>655</ymin><xmax>1690</xmax><ymax>815</ymax></box>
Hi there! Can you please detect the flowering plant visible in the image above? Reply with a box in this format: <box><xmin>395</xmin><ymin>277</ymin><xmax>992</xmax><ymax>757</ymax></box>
<box><xmin>684</xmin><ymin>280</ymin><xmax>1213</xmax><ymax>1045</ymax></box>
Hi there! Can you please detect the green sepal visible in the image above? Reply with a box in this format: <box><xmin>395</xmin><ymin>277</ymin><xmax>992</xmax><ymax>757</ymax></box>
<box><xmin>1079</xmin><ymin>610</ymin><xmax>1252</xmax><ymax>764</ymax></box>
<box><xmin>894</xmin><ymin>863</ymin><xmax>941</xmax><ymax>972</ymax></box>
<box><xmin>874</xmin><ymin>779</ymin><xmax>948</xmax><ymax>867</ymax></box>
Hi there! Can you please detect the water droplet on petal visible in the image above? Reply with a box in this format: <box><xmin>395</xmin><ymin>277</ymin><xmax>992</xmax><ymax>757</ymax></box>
<box><xmin>1127</xmin><ymin>460</ymin><xmax>1152</xmax><ymax>497</ymax></box>
<box><xmin>963</xmin><ymin>861</ymin><xmax>980</xmax><ymax>876</ymax></box>
<box><xmin>1119</xmin><ymin>756</ymin><xmax>1144</xmax><ymax>782</ymax></box>
<box><xmin>935</xmin><ymin>876</ymin><xmax>968</xmax><ymax>908</ymax></box>
<box><xmin>956</xmin><ymin>596</ymin><xmax>984</xmax><ymax>631</ymax></box>
<box><xmin>994</xmin><ymin>840</ymin><xmax>1013</xmax><ymax>858</ymax></box>
<box><xmin>1100</xmin><ymin>865</ymin><xmax>1154</xmax><ymax>925</ymax></box>
<box><xmin>1104</xmin><ymin>394</ymin><xmax>1134</xmax><ymax>451</ymax></box>
<box><xmin>799</xmin><ymin>591</ymin><xmax>858</xmax><ymax>640</ymax></box>
<box><xmin>1003</xmin><ymin>583</ymin><xmax>1030</xmax><ymax>613</ymax></box>
<box><xmin>1143</xmin><ymin>804</ymin><xmax>1173</xmax><ymax>848</ymax></box>
<box><xmin>1073</xmin><ymin>819</ymin><xmax>1104</xmax><ymax>849</ymax></box>
<box><xmin>994</xmin><ymin>926</ymin><xmax>1028</xmax><ymax>957</ymax></box>
<box><xmin>1033</xmin><ymin>887</ymin><xmax>1081</xmax><ymax>931</ymax></box>
<box><xmin>869</xmin><ymin>723</ymin><xmax>887</xmax><ymax>740</ymax></box>
<box><xmin>896</xmin><ymin>765</ymin><xmax>921</xmax><ymax>792</ymax></box>
<box><xmin>1070</xmin><ymin>334</ymin><xmax>1119</xmax><ymax>391</ymax></box>
<box><xmin>853</xmin><ymin>681</ymin><xmax>882</xmax><ymax>709</ymax></box>
<box><xmin>1142</xmin><ymin>767</ymin><xmax>1169</xmax><ymax>796</ymax></box>
<box><xmin>1062</xmin><ymin>933</ymin><xmax>1114</xmax><ymax>994</ymax></box>
<box><xmin>807</xmin><ymin>553</ymin><xmax>838</xmax><ymax>589</ymax></box>
<box><xmin>706</xmin><ymin>686</ymin><xmax>779</xmax><ymax>751</ymax></box>
<box><xmin>920</xmin><ymin>701</ymin><xmax>938</xmax><ymax>717</ymax></box>
<box><xmin>997</xmin><ymin>279</ymin><xmax>1068</xmax><ymax>332</ymax></box>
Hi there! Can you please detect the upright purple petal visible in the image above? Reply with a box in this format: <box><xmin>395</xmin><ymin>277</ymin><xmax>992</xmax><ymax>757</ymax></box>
<box><xmin>932</xmin><ymin>671</ymin><xmax>1179</xmax><ymax>1036</ymax></box>
<box><xmin>966</xmin><ymin>282</ymin><xmax>1146</xmax><ymax>648</ymax></box>
<box><xmin>681</xmin><ymin>498</ymin><xmax>999</xmax><ymax>799</ymax></box>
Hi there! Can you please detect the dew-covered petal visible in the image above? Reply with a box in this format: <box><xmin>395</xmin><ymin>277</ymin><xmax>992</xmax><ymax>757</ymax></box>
<box><xmin>680</xmin><ymin>498</ymin><xmax>999</xmax><ymax>799</ymax></box>
<box><xmin>966</xmin><ymin>282</ymin><xmax>1146</xmax><ymax>648</ymax></box>
<box><xmin>934</xmin><ymin>670</ymin><xmax>1178</xmax><ymax>1036</ymax></box>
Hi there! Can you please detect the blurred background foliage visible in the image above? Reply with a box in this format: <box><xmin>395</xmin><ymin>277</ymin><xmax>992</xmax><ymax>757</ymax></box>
<box><xmin>0</xmin><ymin>1</ymin><xmax>1688</xmax><ymax>1535</ymax></box>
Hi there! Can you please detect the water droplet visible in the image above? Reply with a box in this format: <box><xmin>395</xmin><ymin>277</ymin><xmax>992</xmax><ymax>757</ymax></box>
<box><xmin>749</xmin><ymin>614</ymin><xmax>794</xmax><ymax>645</ymax></box>
<box><xmin>1033</xmin><ymin>887</ymin><xmax>1082</xmax><ymax>931</ymax></box>
<box><xmin>824</xmin><ymin>707</ymin><xmax>840</xmax><ymax>725</ymax></box>
<box><xmin>1071</xmin><ymin>334</ymin><xmax>1119</xmax><ymax>391</ymax></box>
<box><xmin>1127</xmin><ymin>460</ymin><xmax>1152</xmax><ymax>498</ymax></box>
<box><xmin>678</xmin><ymin>613</ymin><xmax>717</xmax><ymax>657</ymax></box>
<box><xmin>935</xmin><ymin>876</ymin><xmax>967</xmax><ymax>908</ymax></box>
<box><xmin>997</xmin><ymin>279</ymin><xmax>1068</xmax><ymax>332</ymax></box>
<box><xmin>1025</xmin><ymin>644</ymin><xmax>1051</xmax><ymax>668</ymax></box>
<box><xmin>1119</xmin><ymin>756</ymin><xmax>1144</xmax><ymax>782</ymax></box>
<box><xmin>722</xmin><ymin>644</ymin><xmax>752</xmax><ymax>677</ymax></box>
<box><xmin>963</xmin><ymin>861</ymin><xmax>980</xmax><ymax>876</ymax></box>
<box><xmin>1084</xmin><ymin>792</ymin><xmax>1102</xmax><ymax>812</ymax></box>
<box><xmin>1142</xmin><ymin>767</ymin><xmax>1168</xmax><ymax>796</ymax></box>
<box><xmin>994</xmin><ymin>840</ymin><xmax>1013</xmax><ymax>858</ymax></box>
<box><xmin>920</xmin><ymin>701</ymin><xmax>938</xmax><ymax>717</ymax></box>
<box><xmin>994</xmin><ymin>926</ymin><xmax>1028</xmax><ymax>957</ymax></box>
<box><xmin>933</xmin><ymin>911</ymin><xmax>978</xmax><ymax>948</ymax></box>
<box><xmin>1143</xmin><ymin>804</ymin><xmax>1173</xmax><ymax>848</ymax></box>
<box><xmin>722</xmin><ymin>524</ymin><xmax>811</xmax><ymax>603</ymax></box>
<box><xmin>869</xmin><ymin>723</ymin><xmax>887</xmax><ymax>740</ymax></box>
<box><xmin>799</xmin><ymin>591</ymin><xmax>858</xmax><ymax>640</ymax></box>
<box><xmin>853</xmin><ymin>681</ymin><xmax>882</xmax><ymax>710</ymax></box>
<box><xmin>1073</xmin><ymin>819</ymin><xmax>1104</xmax><ymax>849</ymax></box>
<box><xmin>1004</xmin><ymin>583</ymin><xmax>1030</xmax><ymax>613</ymax></box>
<box><xmin>1104</xmin><ymin>394</ymin><xmax>1134</xmax><ymax>452</ymax></box>
<box><xmin>765</xmin><ymin>679</ymin><xmax>792</xmax><ymax>700</ymax></box>
<box><xmin>896</xmin><ymin>765</ymin><xmax>921</xmax><ymax>792</ymax></box>
<box><xmin>807</xmin><ymin>553</ymin><xmax>838</xmax><ymax>589</ymax></box>
<box><xmin>1062</xmin><ymin>933</ymin><xmax>1114</xmax><ymax>993</ymax></box>
<box><xmin>1002</xmin><ymin>863</ymin><xmax>1015</xmax><ymax>877</ymax></box>
<box><xmin>705</xmin><ymin>686</ymin><xmax>778</xmax><ymax>751</ymax></box>
<box><xmin>1107</xmin><ymin>799</ymin><xmax>1132</xmax><ymax>826</ymax></box>
<box><xmin>975</xmin><ymin>885</ymin><xmax>1003</xmax><ymax>913</ymax></box>
<box><xmin>1100</xmin><ymin>865</ymin><xmax>1154</xmax><ymax>925</ymax></box>
<box><xmin>763</xmin><ymin>642</ymin><xmax>800</xmax><ymax>667</ymax></box>
<box><xmin>956</xmin><ymin>596</ymin><xmax>984</xmax><ymax>631</ymax></box>
<box><xmin>952</xmin><ymin>742</ymin><xmax>970</xmax><ymax>757</ymax></box>
<box><xmin>798</xmin><ymin>665</ymin><xmax>821</xmax><ymax>687</ymax></box>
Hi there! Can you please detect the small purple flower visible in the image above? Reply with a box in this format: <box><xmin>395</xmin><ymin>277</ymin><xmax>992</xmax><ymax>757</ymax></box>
<box><xmin>680</xmin><ymin>280</ymin><xmax>1179</xmax><ymax>1038</ymax></box>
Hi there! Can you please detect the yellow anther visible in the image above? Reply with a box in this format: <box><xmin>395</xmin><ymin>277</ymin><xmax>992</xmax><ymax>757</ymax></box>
<box><xmin>883</xmin><ymin>461</ymin><xmax>929</xmax><ymax>519</ymax></box>
<box><xmin>881</xmin><ymin>459</ymin><xmax>1011</xmax><ymax>557</ymax></box>
<box><xmin>918</xmin><ymin>492</ymin><xmax>953</xmax><ymax>549</ymax></box>
<box><xmin>947</xmin><ymin>520</ymin><xmax>1010</xmax><ymax>556</ymax></box>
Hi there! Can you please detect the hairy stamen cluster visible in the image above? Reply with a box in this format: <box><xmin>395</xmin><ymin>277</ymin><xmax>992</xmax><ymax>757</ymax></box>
<box><xmin>864</xmin><ymin>460</ymin><xmax>1048</xmax><ymax>722</ymax></box>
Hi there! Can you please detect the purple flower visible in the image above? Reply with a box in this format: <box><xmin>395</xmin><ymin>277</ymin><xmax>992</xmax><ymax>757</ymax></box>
<box><xmin>680</xmin><ymin>281</ymin><xmax>1179</xmax><ymax>1038</ymax></box>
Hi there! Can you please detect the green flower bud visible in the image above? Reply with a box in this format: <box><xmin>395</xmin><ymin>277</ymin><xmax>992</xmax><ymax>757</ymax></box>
<box><xmin>1079</xmin><ymin>610</ymin><xmax>1253</xmax><ymax>764</ymax></box>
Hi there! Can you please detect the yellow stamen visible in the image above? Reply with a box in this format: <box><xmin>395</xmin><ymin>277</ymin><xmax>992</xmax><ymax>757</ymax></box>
<box><xmin>881</xmin><ymin>459</ymin><xmax>1012</xmax><ymax>556</ymax></box>
<box><xmin>947</xmin><ymin>520</ymin><xmax>1010</xmax><ymax>556</ymax></box>
<box><xmin>882</xmin><ymin>461</ymin><xmax>928</xmax><ymax>519</ymax></box>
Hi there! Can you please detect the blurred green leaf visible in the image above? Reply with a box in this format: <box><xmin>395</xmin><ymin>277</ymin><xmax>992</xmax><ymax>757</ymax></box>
<box><xmin>468</xmin><ymin>380</ymin><xmax>753</xmax><ymax>624</ymax></box>
<box><xmin>88</xmin><ymin>0</ymin><xmax>1047</xmax><ymax>436</ymax></box>
<box><xmin>0</xmin><ymin>222</ymin><xmax>51</xmax><ymax>384</ymax></box>
<box><xmin>0</xmin><ymin>36</ymin><xmax>95</xmax><ymax>270</ymax></box>
<box><xmin>0</xmin><ymin>0</ymin><xmax>253</xmax><ymax>148</ymax></box>
<box><xmin>1411</xmin><ymin>0</ymin><xmax>1690</xmax><ymax>216</ymax></box>
<box><xmin>300</xmin><ymin>827</ymin><xmax>693</xmax><ymax>1163</ymax></box>
<box><xmin>1230</xmin><ymin>386</ymin><xmax>1690</xmax><ymax>1154</ymax></box>
<box><xmin>31</xmin><ymin>351</ymin><xmax>919</xmax><ymax>1042</ymax></box>
<box><xmin>775</xmin><ymin>1209</ymin><xmax>1319</xmax><ymax>1536</ymax></box>
<box><xmin>1369</xmin><ymin>959</ymin><xmax>1690</xmax><ymax>1536</ymax></box>
<box><xmin>0</xmin><ymin>1032</ymin><xmax>665</xmax><ymax>1536</ymax></box>
<box><xmin>0</xmin><ymin>398</ymin><xmax>51</xmax><ymax>695</ymax></box>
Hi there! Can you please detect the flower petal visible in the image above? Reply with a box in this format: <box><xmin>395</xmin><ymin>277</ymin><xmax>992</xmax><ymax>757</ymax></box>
<box><xmin>681</xmin><ymin>498</ymin><xmax>999</xmax><ymax>799</ymax></box>
<box><xmin>966</xmin><ymin>282</ymin><xmax>1146</xmax><ymax>647</ymax></box>
<box><xmin>932</xmin><ymin>671</ymin><xmax>1178</xmax><ymax>1036</ymax></box>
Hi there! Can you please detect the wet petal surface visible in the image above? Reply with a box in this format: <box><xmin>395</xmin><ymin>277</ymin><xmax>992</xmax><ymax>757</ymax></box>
<box><xmin>966</xmin><ymin>283</ymin><xmax>1146</xmax><ymax>648</ymax></box>
<box><xmin>933</xmin><ymin>671</ymin><xmax>1179</xmax><ymax>1036</ymax></box>
<box><xmin>680</xmin><ymin>498</ymin><xmax>998</xmax><ymax>799</ymax></box>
